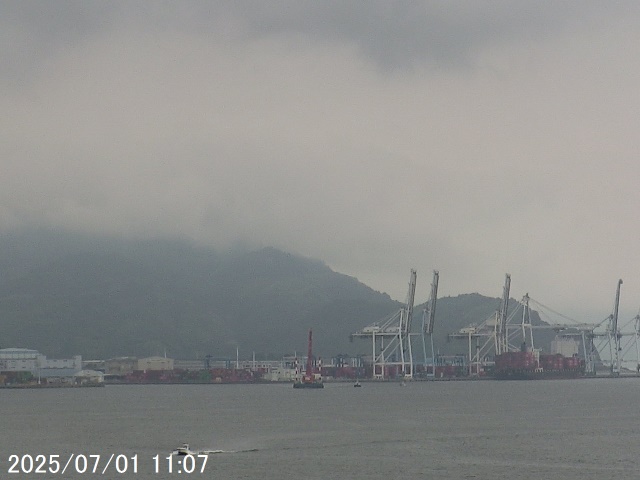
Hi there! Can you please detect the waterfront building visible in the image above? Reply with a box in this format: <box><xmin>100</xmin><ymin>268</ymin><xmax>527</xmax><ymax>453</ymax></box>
<box><xmin>0</xmin><ymin>348</ymin><xmax>82</xmax><ymax>374</ymax></box>
<box><xmin>0</xmin><ymin>348</ymin><xmax>83</xmax><ymax>383</ymax></box>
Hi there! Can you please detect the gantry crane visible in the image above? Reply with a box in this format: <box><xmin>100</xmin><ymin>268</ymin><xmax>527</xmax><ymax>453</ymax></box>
<box><xmin>495</xmin><ymin>274</ymin><xmax>511</xmax><ymax>355</ymax></box>
<box><xmin>351</xmin><ymin>269</ymin><xmax>417</xmax><ymax>379</ymax></box>
<box><xmin>420</xmin><ymin>270</ymin><xmax>439</xmax><ymax>376</ymax></box>
<box><xmin>448</xmin><ymin>274</ymin><xmax>514</xmax><ymax>375</ymax></box>
<box><xmin>609</xmin><ymin>279</ymin><xmax>623</xmax><ymax>375</ymax></box>
<box><xmin>449</xmin><ymin>276</ymin><xmax>631</xmax><ymax>377</ymax></box>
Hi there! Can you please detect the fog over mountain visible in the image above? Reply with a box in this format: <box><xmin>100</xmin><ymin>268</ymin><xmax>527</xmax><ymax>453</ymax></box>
<box><xmin>0</xmin><ymin>229</ymin><xmax>555</xmax><ymax>361</ymax></box>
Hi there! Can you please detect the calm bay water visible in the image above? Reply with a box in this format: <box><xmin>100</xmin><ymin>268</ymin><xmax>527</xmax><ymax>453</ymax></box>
<box><xmin>2</xmin><ymin>379</ymin><xmax>640</xmax><ymax>479</ymax></box>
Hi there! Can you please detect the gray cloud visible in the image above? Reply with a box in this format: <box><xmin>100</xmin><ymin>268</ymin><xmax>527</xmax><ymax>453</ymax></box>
<box><xmin>4</xmin><ymin>1</ymin><xmax>629</xmax><ymax>77</ymax></box>
<box><xmin>3</xmin><ymin>2</ymin><xmax>640</xmax><ymax>323</ymax></box>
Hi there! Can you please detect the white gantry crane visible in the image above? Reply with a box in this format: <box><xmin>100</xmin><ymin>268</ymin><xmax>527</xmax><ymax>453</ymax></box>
<box><xmin>447</xmin><ymin>274</ymin><xmax>514</xmax><ymax>375</ymax></box>
<box><xmin>449</xmin><ymin>276</ymin><xmax>632</xmax><ymax>377</ymax></box>
<box><xmin>420</xmin><ymin>270</ymin><xmax>439</xmax><ymax>376</ymax></box>
<box><xmin>351</xmin><ymin>269</ymin><xmax>418</xmax><ymax>379</ymax></box>
<box><xmin>608</xmin><ymin>279</ymin><xmax>623</xmax><ymax>375</ymax></box>
<box><xmin>495</xmin><ymin>274</ymin><xmax>511</xmax><ymax>355</ymax></box>
<box><xmin>589</xmin><ymin>279</ymin><xmax>632</xmax><ymax>375</ymax></box>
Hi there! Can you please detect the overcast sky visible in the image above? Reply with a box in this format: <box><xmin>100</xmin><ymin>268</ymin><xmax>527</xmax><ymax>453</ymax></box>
<box><xmin>3</xmin><ymin>1</ymin><xmax>640</xmax><ymax>324</ymax></box>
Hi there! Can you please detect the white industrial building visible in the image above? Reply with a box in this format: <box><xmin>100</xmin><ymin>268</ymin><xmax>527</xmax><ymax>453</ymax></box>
<box><xmin>0</xmin><ymin>348</ymin><xmax>82</xmax><ymax>378</ymax></box>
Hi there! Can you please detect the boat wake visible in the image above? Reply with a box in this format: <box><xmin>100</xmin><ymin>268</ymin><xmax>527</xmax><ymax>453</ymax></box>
<box><xmin>198</xmin><ymin>448</ymin><xmax>259</xmax><ymax>455</ymax></box>
<box><xmin>172</xmin><ymin>445</ymin><xmax>259</xmax><ymax>455</ymax></box>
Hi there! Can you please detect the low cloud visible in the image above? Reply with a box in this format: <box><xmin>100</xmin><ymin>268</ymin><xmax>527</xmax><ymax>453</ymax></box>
<box><xmin>3</xmin><ymin>2</ymin><xmax>640</xmax><ymax>322</ymax></box>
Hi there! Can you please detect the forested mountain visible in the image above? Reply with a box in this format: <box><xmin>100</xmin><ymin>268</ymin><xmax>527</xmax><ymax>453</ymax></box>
<box><xmin>0</xmin><ymin>230</ymin><xmax>552</xmax><ymax>360</ymax></box>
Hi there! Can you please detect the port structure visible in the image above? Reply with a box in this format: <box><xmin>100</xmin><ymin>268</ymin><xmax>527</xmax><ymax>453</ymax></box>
<box><xmin>525</xmin><ymin>279</ymin><xmax>640</xmax><ymax>376</ymax></box>
<box><xmin>351</xmin><ymin>269</ymin><xmax>440</xmax><ymax>379</ymax></box>
<box><xmin>586</xmin><ymin>279</ymin><xmax>640</xmax><ymax>375</ymax></box>
<box><xmin>597</xmin><ymin>310</ymin><xmax>640</xmax><ymax>376</ymax></box>
<box><xmin>495</xmin><ymin>274</ymin><xmax>511</xmax><ymax>355</ymax></box>
<box><xmin>448</xmin><ymin>274</ymin><xmax>517</xmax><ymax>375</ymax></box>
<box><xmin>607</xmin><ymin>279</ymin><xmax>623</xmax><ymax>375</ymax></box>
<box><xmin>449</xmin><ymin>276</ymin><xmax>640</xmax><ymax>377</ymax></box>
<box><xmin>450</xmin><ymin>294</ymin><xmax>599</xmax><ymax>376</ymax></box>
<box><xmin>420</xmin><ymin>270</ymin><xmax>439</xmax><ymax>377</ymax></box>
<box><xmin>542</xmin><ymin>278</ymin><xmax>633</xmax><ymax>376</ymax></box>
<box><xmin>351</xmin><ymin>269</ymin><xmax>419</xmax><ymax>379</ymax></box>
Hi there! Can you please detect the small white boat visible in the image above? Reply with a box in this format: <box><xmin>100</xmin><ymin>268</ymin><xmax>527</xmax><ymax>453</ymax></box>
<box><xmin>173</xmin><ymin>443</ymin><xmax>225</xmax><ymax>456</ymax></box>
<box><xmin>175</xmin><ymin>443</ymin><xmax>195</xmax><ymax>456</ymax></box>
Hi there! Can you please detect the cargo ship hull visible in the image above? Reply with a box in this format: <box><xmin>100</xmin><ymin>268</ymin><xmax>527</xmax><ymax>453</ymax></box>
<box><xmin>494</xmin><ymin>368</ymin><xmax>585</xmax><ymax>380</ymax></box>
<box><xmin>293</xmin><ymin>381</ymin><xmax>324</xmax><ymax>388</ymax></box>
<box><xmin>493</xmin><ymin>351</ymin><xmax>585</xmax><ymax>380</ymax></box>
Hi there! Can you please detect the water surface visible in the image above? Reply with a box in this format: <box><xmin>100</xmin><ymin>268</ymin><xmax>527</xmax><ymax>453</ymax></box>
<box><xmin>1</xmin><ymin>379</ymin><xmax>639</xmax><ymax>479</ymax></box>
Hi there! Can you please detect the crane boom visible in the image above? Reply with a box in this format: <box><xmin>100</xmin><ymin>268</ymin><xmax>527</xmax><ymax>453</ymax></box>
<box><xmin>497</xmin><ymin>274</ymin><xmax>511</xmax><ymax>354</ymax></box>
<box><xmin>611</xmin><ymin>279</ymin><xmax>623</xmax><ymax>375</ymax></box>
<box><xmin>402</xmin><ymin>269</ymin><xmax>417</xmax><ymax>334</ymax></box>
<box><xmin>612</xmin><ymin>279</ymin><xmax>623</xmax><ymax>336</ymax></box>
<box><xmin>306</xmin><ymin>329</ymin><xmax>313</xmax><ymax>378</ymax></box>
<box><xmin>424</xmin><ymin>270</ymin><xmax>439</xmax><ymax>335</ymax></box>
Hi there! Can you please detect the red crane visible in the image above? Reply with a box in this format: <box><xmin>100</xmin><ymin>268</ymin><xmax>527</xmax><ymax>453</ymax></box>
<box><xmin>305</xmin><ymin>329</ymin><xmax>314</xmax><ymax>380</ymax></box>
<box><xmin>293</xmin><ymin>328</ymin><xmax>324</xmax><ymax>388</ymax></box>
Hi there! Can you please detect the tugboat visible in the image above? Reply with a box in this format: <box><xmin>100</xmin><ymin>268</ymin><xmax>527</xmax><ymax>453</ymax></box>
<box><xmin>293</xmin><ymin>329</ymin><xmax>324</xmax><ymax>389</ymax></box>
<box><xmin>353</xmin><ymin>380</ymin><xmax>361</xmax><ymax>387</ymax></box>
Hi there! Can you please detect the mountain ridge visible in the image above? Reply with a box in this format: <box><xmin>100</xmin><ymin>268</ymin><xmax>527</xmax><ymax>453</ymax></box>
<box><xmin>0</xmin><ymin>229</ymin><xmax>550</xmax><ymax>360</ymax></box>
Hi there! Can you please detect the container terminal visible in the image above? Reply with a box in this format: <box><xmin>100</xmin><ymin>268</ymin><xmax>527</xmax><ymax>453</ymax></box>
<box><xmin>2</xmin><ymin>272</ymin><xmax>638</xmax><ymax>386</ymax></box>
<box><xmin>351</xmin><ymin>271</ymin><xmax>637</xmax><ymax>381</ymax></box>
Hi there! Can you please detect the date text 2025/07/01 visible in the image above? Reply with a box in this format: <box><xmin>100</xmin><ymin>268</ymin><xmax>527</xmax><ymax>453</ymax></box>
<box><xmin>7</xmin><ymin>453</ymin><xmax>210</xmax><ymax>475</ymax></box>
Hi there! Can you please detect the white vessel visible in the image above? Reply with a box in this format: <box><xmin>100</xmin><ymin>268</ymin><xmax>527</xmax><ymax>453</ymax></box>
<box><xmin>173</xmin><ymin>443</ymin><xmax>225</xmax><ymax>456</ymax></box>
<box><xmin>175</xmin><ymin>443</ymin><xmax>195</xmax><ymax>456</ymax></box>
